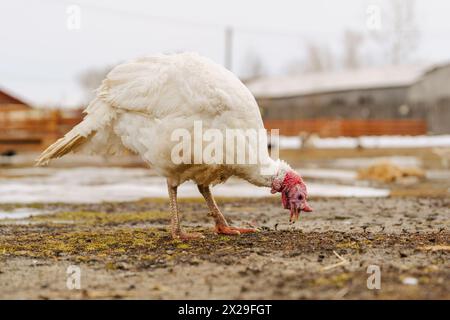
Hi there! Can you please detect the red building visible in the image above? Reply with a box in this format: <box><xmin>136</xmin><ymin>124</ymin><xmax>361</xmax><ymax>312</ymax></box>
<box><xmin>0</xmin><ymin>87</ymin><xmax>83</xmax><ymax>153</ymax></box>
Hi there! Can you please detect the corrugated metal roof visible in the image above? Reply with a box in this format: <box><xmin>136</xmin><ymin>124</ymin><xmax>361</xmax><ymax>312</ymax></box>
<box><xmin>246</xmin><ymin>65</ymin><xmax>430</xmax><ymax>99</ymax></box>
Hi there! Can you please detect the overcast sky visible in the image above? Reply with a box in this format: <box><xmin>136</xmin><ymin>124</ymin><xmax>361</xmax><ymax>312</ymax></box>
<box><xmin>1</xmin><ymin>0</ymin><xmax>450</xmax><ymax>107</ymax></box>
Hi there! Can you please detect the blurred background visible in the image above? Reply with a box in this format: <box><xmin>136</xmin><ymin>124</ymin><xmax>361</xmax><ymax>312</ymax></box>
<box><xmin>0</xmin><ymin>0</ymin><xmax>450</xmax><ymax>204</ymax></box>
<box><xmin>2</xmin><ymin>1</ymin><xmax>449</xmax><ymax>300</ymax></box>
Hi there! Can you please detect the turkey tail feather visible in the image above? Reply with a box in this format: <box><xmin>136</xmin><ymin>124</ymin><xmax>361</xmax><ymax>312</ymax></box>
<box><xmin>35</xmin><ymin>132</ymin><xmax>94</xmax><ymax>166</ymax></box>
<box><xmin>35</xmin><ymin>99</ymin><xmax>115</xmax><ymax>166</ymax></box>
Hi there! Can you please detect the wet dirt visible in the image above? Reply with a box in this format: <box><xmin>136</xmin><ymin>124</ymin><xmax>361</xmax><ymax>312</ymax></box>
<box><xmin>0</xmin><ymin>197</ymin><xmax>448</xmax><ymax>299</ymax></box>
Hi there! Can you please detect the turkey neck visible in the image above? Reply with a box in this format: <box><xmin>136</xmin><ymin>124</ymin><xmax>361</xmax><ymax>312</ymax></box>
<box><xmin>235</xmin><ymin>158</ymin><xmax>290</xmax><ymax>188</ymax></box>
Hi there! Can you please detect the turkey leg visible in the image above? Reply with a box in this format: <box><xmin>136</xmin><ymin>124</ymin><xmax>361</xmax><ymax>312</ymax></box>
<box><xmin>197</xmin><ymin>184</ymin><xmax>258</xmax><ymax>235</ymax></box>
<box><xmin>167</xmin><ymin>179</ymin><xmax>204</xmax><ymax>240</ymax></box>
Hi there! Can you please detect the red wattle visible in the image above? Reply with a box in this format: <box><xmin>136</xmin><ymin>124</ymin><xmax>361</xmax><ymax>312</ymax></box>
<box><xmin>283</xmin><ymin>171</ymin><xmax>306</xmax><ymax>193</ymax></box>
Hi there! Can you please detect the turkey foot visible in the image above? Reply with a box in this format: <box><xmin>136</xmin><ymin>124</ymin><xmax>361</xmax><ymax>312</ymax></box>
<box><xmin>215</xmin><ymin>224</ymin><xmax>258</xmax><ymax>235</ymax></box>
<box><xmin>198</xmin><ymin>184</ymin><xmax>258</xmax><ymax>236</ymax></box>
<box><xmin>168</xmin><ymin>180</ymin><xmax>205</xmax><ymax>240</ymax></box>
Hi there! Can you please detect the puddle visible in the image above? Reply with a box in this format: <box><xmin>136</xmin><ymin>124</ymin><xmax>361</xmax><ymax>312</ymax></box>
<box><xmin>278</xmin><ymin>135</ymin><xmax>450</xmax><ymax>149</ymax></box>
<box><xmin>0</xmin><ymin>166</ymin><xmax>390</xmax><ymax>204</ymax></box>
<box><xmin>300</xmin><ymin>168</ymin><xmax>357</xmax><ymax>181</ymax></box>
<box><xmin>330</xmin><ymin>156</ymin><xmax>422</xmax><ymax>169</ymax></box>
<box><xmin>308</xmin><ymin>183</ymin><xmax>389</xmax><ymax>197</ymax></box>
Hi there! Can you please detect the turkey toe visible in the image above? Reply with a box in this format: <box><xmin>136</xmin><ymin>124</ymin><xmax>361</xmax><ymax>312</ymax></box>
<box><xmin>215</xmin><ymin>225</ymin><xmax>258</xmax><ymax>235</ymax></box>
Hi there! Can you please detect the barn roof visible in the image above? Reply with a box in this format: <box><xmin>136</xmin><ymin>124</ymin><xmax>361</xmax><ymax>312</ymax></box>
<box><xmin>0</xmin><ymin>86</ymin><xmax>31</xmax><ymax>107</ymax></box>
<box><xmin>246</xmin><ymin>64</ymin><xmax>430</xmax><ymax>99</ymax></box>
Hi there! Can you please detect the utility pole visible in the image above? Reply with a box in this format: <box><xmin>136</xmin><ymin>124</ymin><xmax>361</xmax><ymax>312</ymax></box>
<box><xmin>224</xmin><ymin>26</ymin><xmax>233</xmax><ymax>71</ymax></box>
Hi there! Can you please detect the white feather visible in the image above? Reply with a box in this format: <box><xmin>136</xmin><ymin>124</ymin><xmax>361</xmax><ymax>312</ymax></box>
<box><xmin>39</xmin><ymin>52</ymin><xmax>282</xmax><ymax>186</ymax></box>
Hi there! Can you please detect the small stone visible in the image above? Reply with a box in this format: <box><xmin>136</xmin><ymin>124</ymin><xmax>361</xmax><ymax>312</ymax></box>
<box><xmin>402</xmin><ymin>277</ymin><xmax>418</xmax><ymax>285</ymax></box>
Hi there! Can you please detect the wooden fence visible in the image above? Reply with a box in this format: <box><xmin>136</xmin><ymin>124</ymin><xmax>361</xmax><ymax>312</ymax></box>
<box><xmin>0</xmin><ymin>106</ymin><xmax>83</xmax><ymax>153</ymax></box>
<box><xmin>263</xmin><ymin>119</ymin><xmax>427</xmax><ymax>137</ymax></box>
<box><xmin>0</xmin><ymin>105</ymin><xmax>428</xmax><ymax>153</ymax></box>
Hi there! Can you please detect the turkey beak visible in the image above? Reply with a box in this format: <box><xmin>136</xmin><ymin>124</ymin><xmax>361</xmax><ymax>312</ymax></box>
<box><xmin>288</xmin><ymin>192</ymin><xmax>313</xmax><ymax>224</ymax></box>
<box><xmin>289</xmin><ymin>206</ymin><xmax>301</xmax><ymax>224</ymax></box>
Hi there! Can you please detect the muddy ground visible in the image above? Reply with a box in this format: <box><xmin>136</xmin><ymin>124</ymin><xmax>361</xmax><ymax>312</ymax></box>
<box><xmin>0</xmin><ymin>196</ymin><xmax>448</xmax><ymax>299</ymax></box>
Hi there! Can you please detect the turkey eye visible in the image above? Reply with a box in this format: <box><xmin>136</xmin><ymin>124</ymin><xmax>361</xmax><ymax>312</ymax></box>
<box><xmin>298</xmin><ymin>194</ymin><xmax>304</xmax><ymax>200</ymax></box>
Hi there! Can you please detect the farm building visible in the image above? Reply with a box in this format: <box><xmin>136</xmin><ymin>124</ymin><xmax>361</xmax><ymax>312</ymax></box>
<box><xmin>407</xmin><ymin>63</ymin><xmax>450</xmax><ymax>134</ymax></box>
<box><xmin>0</xmin><ymin>87</ymin><xmax>83</xmax><ymax>153</ymax></box>
<box><xmin>0</xmin><ymin>88</ymin><xmax>31</xmax><ymax>111</ymax></box>
<box><xmin>246</xmin><ymin>64</ymin><xmax>450</xmax><ymax>136</ymax></box>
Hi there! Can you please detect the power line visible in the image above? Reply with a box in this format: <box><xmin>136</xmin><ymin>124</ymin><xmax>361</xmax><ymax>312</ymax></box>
<box><xmin>54</xmin><ymin>0</ymin><xmax>306</xmax><ymax>39</ymax></box>
<box><xmin>50</xmin><ymin>0</ymin><xmax>308</xmax><ymax>72</ymax></box>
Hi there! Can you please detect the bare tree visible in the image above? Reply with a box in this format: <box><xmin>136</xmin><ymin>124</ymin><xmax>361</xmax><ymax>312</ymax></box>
<box><xmin>241</xmin><ymin>50</ymin><xmax>266</xmax><ymax>80</ymax></box>
<box><xmin>284</xmin><ymin>42</ymin><xmax>334</xmax><ymax>75</ymax></box>
<box><xmin>388</xmin><ymin>0</ymin><xmax>419</xmax><ymax>64</ymax></box>
<box><xmin>284</xmin><ymin>58</ymin><xmax>304</xmax><ymax>75</ymax></box>
<box><xmin>303</xmin><ymin>43</ymin><xmax>334</xmax><ymax>73</ymax></box>
<box><xmin>343</xmin><ymin>30</ymin><xmax>364</xmax><ymax>69</ymax></box>
<box><xmin>368</xmin><ymin>0</ymin><xmax>419</xmax><ymax>65</ymax></box>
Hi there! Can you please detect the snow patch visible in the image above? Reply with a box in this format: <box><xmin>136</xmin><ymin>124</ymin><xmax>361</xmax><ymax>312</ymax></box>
<box><xmin>277</xmin><ymin>135</ymin><xmax>450</xmax><ymax>149</ymax></box>
<box><xmin>0</xmin><ymin>167</ymin><xmax>389</xmax><ymax>204</ymax></box>
<box><xmin>0</xmin><ymin>208</ymin><xmax>50</xmax><ymax>219</ymax></box>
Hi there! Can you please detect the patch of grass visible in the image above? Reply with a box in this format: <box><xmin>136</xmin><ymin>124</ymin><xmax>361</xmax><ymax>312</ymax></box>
<box><xmin>0</xmin><ymin>228</ymin><xmax>162</xmax><ymax>260</ymax></box>
<box><xmin>313</xmin><ymin>272</ymin><xmax>352</xmax><ymax>288</ymax></box>
<box><xmin>31</xmin><ymin>210</ymin><xmax>170</xmax><ymax>225</ymax></box>
<box><xmin>216</xmin><ymin>235</ymin><xmax>233</xmax><ymax>242</ymax></box>
<box><xmin>0</xmin><ymin>203</ymin><xmax>46</xmax><ymax>211</ymax></box>
<box><xmin>176</xmin><ymin>243</ymin><xmax>191</xmax><ymax>250</ymax></box>
<box><xmin>139</xmin><ymin>196</ymin><xmax>265</xmax><ymax>205</ymax></box>
<box><xmin>336</xmin><ymin>241</ymin><xmax>360</xmax><ymax>250</ymax></box>
<box><xmin>1</xmin><ymin>224</ymin><xmax>448</xmax><ymax>273</ymax></box>
<box><xmin>137</xmin><ymin>197</ymin><xmax>205</xmax><ymax>204</ymax></box>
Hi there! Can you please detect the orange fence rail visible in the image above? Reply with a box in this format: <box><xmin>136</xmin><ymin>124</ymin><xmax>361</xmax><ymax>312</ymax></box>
<box><xmin>263</xmin><ymin>119</ymin><xmax>427</xmax><ymax>137</ymax></box>
<box><xmin>0</xmin><ymin>108</ymin><xmax>83</xmax><ymax>152</ymax></box>
<box><xmin>0</xmin><ymin>107</ymin><xmax>428</xmax><ymax>153</ymax></box>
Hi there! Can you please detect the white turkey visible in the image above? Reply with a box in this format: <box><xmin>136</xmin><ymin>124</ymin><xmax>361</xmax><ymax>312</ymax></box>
<box><xmin>36</xmin><ymin>52</ymin><xmax>312</xmax><ymax>240</ymax></box>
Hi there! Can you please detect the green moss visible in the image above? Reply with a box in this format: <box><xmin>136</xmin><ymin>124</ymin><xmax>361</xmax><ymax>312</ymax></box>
<box><xmin>0</xmin><ymin>228</ymin><xmax>161</xmax><ymax>260</ymax></box>
<box><xmin>176</xmin><ymin>243</ymin><xmax>191</xmax><ymax>250</ymax></box>
<box><xmin>216</xmin><ymin>235</ymin><xmax>232</xmax><ymax>242</ymax></box>
<box><xmin>139</xmin><ymin>254</ymin><xmax>157</xmax><ymax>261</ymax></box>
<box><xmin>336</xmin><ymin>241</ymin><xmax>360</xmax><ymax>250</ymax></box>
<box><xmin>136</xmin><ymin>196</ymin><xmax>256</xmax><ymax>204</ymax></box>
<box><xmin>137</xmin><ymin>197</ymin><xmax>204</xmax><ymax>204</ymax></box>
<box><xmin>32</xmin><ymin>210</ymin><xmax>169</xmax><ymax>225</ymax></box>
<box><xmin>314</xmin><ymin>273</ymin><xmax>351</xmax><ymax>288</ymax></box>
<box><xmin>105</xmin><ymin>262</ymin><xmax>117</xmax><ymax>270</ymax></box>
<box><xmin>0</xmin><ymin>203</ymin><xmax>46</xmax><ymax>211</ymax></box>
